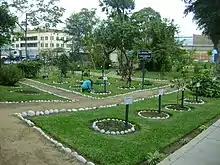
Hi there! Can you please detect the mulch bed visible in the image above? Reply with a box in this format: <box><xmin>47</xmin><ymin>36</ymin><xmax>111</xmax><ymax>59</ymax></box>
<box><xmin>139</xmin><ymin>111</ymin><xmax>168</xmax><ymax>118</ymax></box>
<box><xmin>165</xmin><ymin>104</ymin><xmax>191</xmax><ymax>111</ymax></box>
<box><xmin>96</xmin><ymin>120</ymin><xmax>132</xmax><ymax>132</ymax></box>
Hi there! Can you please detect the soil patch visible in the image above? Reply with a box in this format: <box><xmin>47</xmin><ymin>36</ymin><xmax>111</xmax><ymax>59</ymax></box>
<box><xmin>165</xmin><ymin>104</ymin><xmax>191</xmax><ymax>111</ymax></box>
<box><xmin>139</xmin><ymin>110</ymin><xmax>168</xmax><ymax>118</ymax></box>
<box><xmin>96</xmin><ymin>120</ymin><xmax>132</xmax><ymax>132</ymax></box>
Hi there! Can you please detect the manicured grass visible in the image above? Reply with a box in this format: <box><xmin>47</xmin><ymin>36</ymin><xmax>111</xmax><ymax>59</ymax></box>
<box><xmin>30</xmin><ymin>92</ymin><xmax>220</xmax><ymax>165</ymax></box>
<box><xmin>34</xmin><ymin>71</ymin><xmax>166</xmax><ymax>98</ymax></box>
<box><xmin>0</xmin><ymin>84</ymin><xmax>67</xmax><ymax>101</ymax></box>
<box><xmin>133</xmin><ymin>71</ymin><xmax>198</xmax><ymax>80</ymax></box>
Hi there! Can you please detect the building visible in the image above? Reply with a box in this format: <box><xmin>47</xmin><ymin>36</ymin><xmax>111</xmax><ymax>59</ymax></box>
<box><xmin>11</xmin><ymin>28</ymin><xmax>72</xmax><ymax>57</ymax></box>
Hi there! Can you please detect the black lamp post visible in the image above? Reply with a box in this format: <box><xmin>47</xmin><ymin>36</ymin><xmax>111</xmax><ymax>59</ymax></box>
<box><xmin>196</xmin><ymin>82</ymin><xmax>200</xmax><ymax>102</ymax></box>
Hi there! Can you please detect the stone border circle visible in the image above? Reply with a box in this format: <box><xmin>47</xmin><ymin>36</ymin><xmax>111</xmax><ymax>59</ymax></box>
<box><xmin>52</xmin><ymin>81</ymin><xmax>69</xmax><ymax>85</ymax></box>
<box><xmin>165</xmin><ymin>104</ymin><xmax>191</xmax><ymax>112</ymax></box>
<box><xmin>138</xmin><ymin>110</ymin><xmax>170</xmax><ymax>120</ymax></box>
<box><xmin>92</xmin><ymin>118</ymin><xmax>136</xmax><ymax>135</ymax></box>
<box><xmin>184</xmin><ymin>98</ymin><xmax>205</xmax><ymax>105</ymax></box>
<box><xmin>90</xmin><ymin>91</ymin><xmax>112</xmax><ymax>95</ymax></box>
<box><xmin>118</xmin><ymin>86</ymin><xmax>136</xmax><ymax>90</ymax></box>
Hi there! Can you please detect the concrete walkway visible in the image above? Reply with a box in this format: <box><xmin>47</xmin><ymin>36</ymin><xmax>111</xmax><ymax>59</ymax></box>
<box><xmin>158</xmin><ymin>119</ymin><xmax>220</xmax><ymax>165</ymax></box>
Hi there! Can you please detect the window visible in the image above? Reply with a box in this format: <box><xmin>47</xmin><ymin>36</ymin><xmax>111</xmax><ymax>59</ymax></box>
<box><xmin>50</xmin><ymin>36</ymin><xmax>54</xmax><ymax>40</ymax></box>
<box><xmin>56</xmin><ymin>36</ymin><xmax>59</xmax><ymax>40</ymax></box>
<box><xmin>16</xmin><ymin>44</ymin><xmax>19</xmax><ymax>48</ymax></box>
<box><xmin>41</xmin><ymin>43</ymin><xmax>44</xmax><ymax>47</ymax></box>
<box><xmin>20</xmin><ymin>43</ymin><xmax>37</xmax><ymax>47</ymax></box>
<box><xmin>20</xmin><ymin>36</ymin><xmax>38</xmax><ymax>41</ymax></box>
<box><xmin>56</xmin><ymin>43</ymin><xmax>59</xmax><ymax>47</ymax></box>
<box><xmin>45</xmin><ymin>43</ymin><xmax>48</xmax><ymax>47</ymax></box>
<box><xmin>61</xmin><ymin>37</ymin><xmax>64</xmax><ymax>41</ymax></box>
<box><xmin>50</xmin><ymin>43</ymin><xmax>54</xmax><ymax>47</ymax></box>
<box><xmin>61</xmin><ymin>44</ymin><xmax>64</xmax><ymax>48</ymax></box>
<box><xmin>67</xmin><ymin>44</ymin><xmax>72</xmax><ymax>48</ymax></box>
<box><xmin>12</xmin><ymin>44</ymin><xmax>15</xmax><ymax>48</ymax></box>
<box><xmin>41</xmin><ymin>36</ymin><xmax>44</xmax><ymax>40</ymax></box>
<box><xmin>45</xmin><ymin>36</ymin><xmax>48</xmax><ymax>40</ymax></box>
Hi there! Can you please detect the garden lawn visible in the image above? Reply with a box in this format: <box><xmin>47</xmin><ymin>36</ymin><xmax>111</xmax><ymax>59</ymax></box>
<box><xmin>34</xmin><ymin>72</ymin><xmax>166</xmax><ymax>98</ymax></box>
<box><xmin>0</xmin><ymin>84</ymin><xmax>67</xmax><ymax>101</ymax></box>
<box><xmin>133</xmin><ymin>71</ymin><xmax>198</xmax><ymax>80</ymax></box>
<box><xmin>30</xmin><ymin>92</ymin><xmax>220</xmax><ymax>165</ymax></box>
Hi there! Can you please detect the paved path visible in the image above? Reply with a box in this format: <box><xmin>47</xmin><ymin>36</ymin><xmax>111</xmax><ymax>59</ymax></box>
<box><xmin>158</xmin><ymin>119</ymin><xmax>220</xmax><ymax>165</ymax></box>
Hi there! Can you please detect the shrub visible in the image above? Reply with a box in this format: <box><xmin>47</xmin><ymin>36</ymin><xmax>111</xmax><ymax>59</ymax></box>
<box><xmin>57</xmin><ymin>54</ymin><xmax>69</xmax><ymax>78</ymax></box>
<box><xmin>187</xmin><ymin>70</ymin><xmax>220</xmax><ymax>98</ymax></box>
<box><xmin>146</xmin><ymin>151</ymin><xmax>164</xmax><ymax>165</ymax></box>
<box><xmin>17</xmin><ymin>61</ymin><xmax>42</xmax><ymax>78</ymax></box>
<box><xmin>0</xmin><ymin>65</ymin><xmax>23</xmax><ymax>86</ymax></box>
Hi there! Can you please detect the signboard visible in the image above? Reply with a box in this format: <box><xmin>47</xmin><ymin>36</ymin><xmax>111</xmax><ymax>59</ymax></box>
<box><xmin>138</xmin><ymin>50</ymin><xmax>152</xmax><ymax>59</ymax></box>
<box><xmin>124</xmin><ymin>96</ymin><xmax>133</xmax><ymax>105</ymax></box>
<box><xmin>158</xmin><ymin>89</ymin><xmax>164</xmax><ymax>95</ymax></box>
<box><xmin>103</xmin><ymin>77</ymin><xmax>108</xmax><ymax>81</ymax></box>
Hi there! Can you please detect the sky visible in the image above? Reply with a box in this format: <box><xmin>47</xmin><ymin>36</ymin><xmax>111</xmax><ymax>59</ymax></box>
<box><xmin>59</xmin><ymin>0</ymin><xmax>202</xmax><ymax>36</ymax></box>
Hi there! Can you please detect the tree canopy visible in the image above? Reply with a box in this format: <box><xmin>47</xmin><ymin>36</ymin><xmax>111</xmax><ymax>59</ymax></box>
<box><xmin>0</xmin><ymin>2</ymin><xmax>16</xmax><ymax>47</ymax></box>
<box><xmin>184</xmin><ymin>0</ymin><xmax>220</xmax><ymax>50</ymax></box>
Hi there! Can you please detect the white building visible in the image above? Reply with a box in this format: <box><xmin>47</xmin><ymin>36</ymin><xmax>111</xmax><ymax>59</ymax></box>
<box><xmin>11</xmin><ymin>28</ymin><xmax>72</xmax><ymax>57</ymax></box>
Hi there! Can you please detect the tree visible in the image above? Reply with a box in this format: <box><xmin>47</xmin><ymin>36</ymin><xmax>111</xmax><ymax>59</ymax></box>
<box><xmin>57</xmin><ymin>54</ymin><xmax>69</xmax><ymax>82</ymax></box>
<box><xmin>183</xmin><ymin>0</ymin><xmax>220</xmax><ymax>51</ymax></box>
<box><xmin>100</xmin><ymin>0</ymin><xmax>138</xmax><ymax>87</ymax></box>
<box><xmin>65</xmin><ymin>8</ymin><xmax>98</xmax><ymax>66</ymax></box>
<box><xmin>0</xmin><ymin>2</ymin><xmax>16</xmax><ymax>68</ymax></box>
<box><xmin>5</xmin><ymin>0</ymin><xmax>65</xmax><ymax>28</ymax></box>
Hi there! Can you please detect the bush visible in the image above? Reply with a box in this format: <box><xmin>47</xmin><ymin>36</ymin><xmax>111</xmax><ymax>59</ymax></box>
<box><xmin>187</xmin><ymin>70</ymin><xmax>220</xmax><ymax>98</ymax></box>
<box><xmin>17</xmin><ymin>61</ymin><xmax>42</xmax><ymax>78</ymax></box>
<box><xmin>0</xmin><ymin>65</ymin><xmax>23</xmax><ymax>86</ymax></box>
<box><xmin>146</xmin><ymin>151</ymin><xmax>164</xmax><ymax>165</ymax></box>
<box><xmin>57</xmin><ymin>54</ymin><xmax>69</xmax><ymax>78</ymax></box>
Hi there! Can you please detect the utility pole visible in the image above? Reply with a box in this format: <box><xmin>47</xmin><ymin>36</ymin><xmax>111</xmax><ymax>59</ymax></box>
<box><xmin>25</xmin><ymin>13</ymin><xmax>28</xmax><ymax>59</ymax></box>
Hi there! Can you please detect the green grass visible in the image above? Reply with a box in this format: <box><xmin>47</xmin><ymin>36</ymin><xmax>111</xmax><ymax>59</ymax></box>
<box><xmin>30</xmin><ymin>92</ymin><xmax>220</xmax><ymax>165</ymax></box>
<box><xmin>34</xmin><ymin>71</ymin><xmax>166</xmax><ymax>98</ymax></box>
<box><xmin>133</xmin><ymin>71</ymin><xmax>198</xmax><ymax>80</ymax></box>
<box><xmin>0</xmin><ymin>84</ymin><xmax>67</xmax><ymax>101</ymax></box>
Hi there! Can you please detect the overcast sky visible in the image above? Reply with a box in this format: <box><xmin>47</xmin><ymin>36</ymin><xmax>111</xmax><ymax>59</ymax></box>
<box><xmin>59</xmin><ymin>0</ymin><xmax>202</xmax><ymax>36</ymax></box>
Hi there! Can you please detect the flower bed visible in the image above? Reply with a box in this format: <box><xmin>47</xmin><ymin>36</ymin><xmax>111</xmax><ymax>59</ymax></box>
<box><xmin>138</xmin><ymin>110</ymin><xmax>170</xmax><ymax>119</ymax></box>
<box><xmin>118</xmin><ymin>86</ymin><xmax>136</xmax><ymax>90</ymax></box>
<box><xmin>165</xmin><ymin>104</ymin><xmax>191</xmax><ymax>112</ymax></box>
<box><xmin>14</xmin><ymin>89</ymin><xmax>40</xmax><ymax>95</ymax></box>
<box><xmin>92</xmin><ymin>118</ymin><xmax>136</xmax><ymax>135</ymax></box>
<box><xmin>90</xmin><ymin>91</ymin><xmax>112</xmax><ymax>95</ymax></box>
<box><xmin>184</xmin><ymin>98</ymin><xmax>205</xmax><ymax>105</ymax></box>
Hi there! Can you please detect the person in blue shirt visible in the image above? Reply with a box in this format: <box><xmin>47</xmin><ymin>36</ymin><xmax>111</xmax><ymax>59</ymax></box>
<box><xmin>81</xmin><ymin>79</ymin><xmax>93</xmax><ymax>93</ymax></box>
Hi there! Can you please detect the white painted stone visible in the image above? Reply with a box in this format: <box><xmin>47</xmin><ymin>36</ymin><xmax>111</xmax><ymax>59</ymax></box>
<box><xmin>54</xmin><ymin>109</ymin><xmax>59</xmax><ymax>113</ymax></box>
<box><xmin>35</xmin><ymin>111</ymin><xmax>40</xmax><ymax>116</ymax></box>
<box><xmin>27</xmin><ymin>110</ymin><xmax>35</xmax><ymax>117</ymax></box>
<box><xmin>40</xmin><ymin>111</ymin><xmax>44</xmax><ymax>115</ymax></box>
<box><xmin>120</xmin><ymin>131</ymin><xmax>125</xmax><ymax>134</ymax></box>
<box><xmin>100</xmin><ymin>129</ymin><xmax>105</xmax><ymax>133</ymax></box>
<box><xmin>116</xmin><ymin>131</ymin><xmax>120</xmax><ymax>135</ymax></box>
<box><xmin>56</xmin><ymin>143</ymin><xmax>63</xmax><ymax>148</ymax></box>
<box><xmin>64</xmin><ymin>147</ymin><xmax>72</xmax><ymax>153</ymax></box>
<box><xmin>105</xmin><ymin>131</ymin><xmax>110</xmax><ymax>134</ymax></box>
<box><xmin>111</xmin><ymin>131</ymin><xmax>116</xmax><ymax>135</ymax></box>
<box><xmin>67</xmin><ymin>109</ymin><xmax>72</xmax><ymax>112</ymax></box>
<box><xmin>60</xmin><ymin>109</ymin><xmax>66</xmax><ymax>112</ymax></box>
<box><xmin>125</xmin><ymin>130</ymin><xmax>129</xmax><ymax>134</ymax></box>
<box><xmin>79</xmin><ymin>108</ymin><xmax>84</xmax><ymax>111</ymax></box>
<box><xmin>21</xmin><ymin>112</ymin><xmax>27</xmax><ymax>117</ymax></box>
<box><xmin>72</xmin><ymin>152</ymin><xmax>78</xmax><ymax>157</ymax></box>
<box><xmin>49</xmin><ymin>109</ymin><xmax>54</xmax><ymax>114</ymax></box>
<box><xmin>44</xmin><ymin>110</ymin><xmax>50</xmax><ymax>115</ymax></box>
<box><xmin>72</xmin><ymin>109</ymin><xmax>77</xmax><ymax>112</ymax></box>
<box><xmin>127</xmin><ymin>129</ymin><xmax>131</xmax><ymax>132</ymax></box>
<box><xmin>86</xmin><ymin>162</ymin><xmax>95</xmax><ymax>165</ymax></box>
<box><xmin>76</xmin><ymin>155</ymin><xmax>87</xmax><ymax>164</ymax></box>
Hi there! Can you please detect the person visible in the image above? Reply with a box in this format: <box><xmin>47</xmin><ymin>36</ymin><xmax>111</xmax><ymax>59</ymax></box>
<box><xmin>81</xmin><ymin>79</ymin><xmax>93</xmax><ymax>93</ymax></box>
